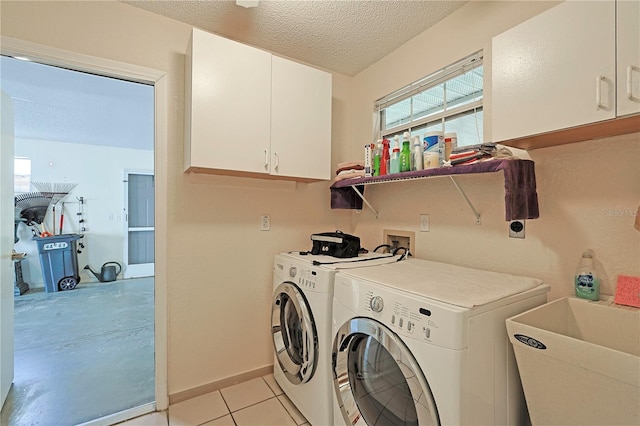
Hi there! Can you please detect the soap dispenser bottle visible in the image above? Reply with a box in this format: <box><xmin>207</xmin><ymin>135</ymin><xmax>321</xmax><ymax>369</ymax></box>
<box><xmin>575</xmin><ymin>249</ymin><xmax>600</xmax><ymax>301</ymax></box>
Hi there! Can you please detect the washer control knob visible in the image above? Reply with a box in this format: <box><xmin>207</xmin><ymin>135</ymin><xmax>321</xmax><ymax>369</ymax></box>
<box><xmin>289</xmin><ymin>267</ymin><xmax>297</xmax><ymax>278</ymax></box>
<box><xmin>370</xmin><ymin>296</ymin><xmax>384</xmax><ymax>313</ymax></box>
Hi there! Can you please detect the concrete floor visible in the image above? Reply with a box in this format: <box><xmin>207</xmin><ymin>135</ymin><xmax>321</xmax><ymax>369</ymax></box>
<box><xmin>1</xmin><ymin>277</ymin><xmax>155</xmax><ymax>426</ymax></box>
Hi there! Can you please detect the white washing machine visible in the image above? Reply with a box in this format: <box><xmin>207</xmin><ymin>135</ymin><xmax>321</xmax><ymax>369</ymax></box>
<box><xmin>272</xmin><ymin>252</ymin><xmax>401</xmax><ymax>426</ymax></box>
<box><xmin>331</xmin><ymin>258</ymin><xmax>550</xmax><ymax>426</ymax></box>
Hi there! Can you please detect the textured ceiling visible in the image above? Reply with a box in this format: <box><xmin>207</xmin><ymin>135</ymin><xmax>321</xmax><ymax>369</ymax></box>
<box><xmin>2</xmin><ymin>1</ymin><xmax>467</xmax><ymax>150</ymax></box>
<box><xmin>1</xmin><ymin>56</ymin><xmax>155</xmax><ymax>150</ymax></box>
<box><xmin>122</xmin><ymin>0</ymin><xmax>468</xmax><ymax>76</ymax></box>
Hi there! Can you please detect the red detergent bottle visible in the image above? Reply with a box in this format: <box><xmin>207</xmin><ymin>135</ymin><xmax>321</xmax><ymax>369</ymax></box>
<box><xmin>380</xmin><ymin>139</ymin><xmax>390</xmax><ymax>175</ymax></box>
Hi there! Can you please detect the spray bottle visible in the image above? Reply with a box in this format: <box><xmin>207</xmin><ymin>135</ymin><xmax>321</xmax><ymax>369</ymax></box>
<box><xmin>380</xmin><ymin>139</ymin><xmax>390</xmax><ymax>175</ymax></box>
<box><xmin>390</xmin><ymin>144</ymin><xmax>400</xmax><ymax>174</ymax></box>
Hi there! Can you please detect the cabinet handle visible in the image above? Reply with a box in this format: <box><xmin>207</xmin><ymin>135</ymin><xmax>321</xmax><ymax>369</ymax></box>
<box><xmin>595</xmin><ymin>75</ymin><xmax>605</xmax><ymax>109</ymax></box>
<box><xmin>274</xmin><ymin>152</ymin><xmax>279</xmax><ymax>171</ymax></box>
<box><xmin>264</xmin><ymin>149</ymin><xmax>269</xmax><ymax>169</ymax></box>
<box><xmin>627</xmin><ymin>65</ymin><xmax>640</xmax><ymax>101</ymax></box>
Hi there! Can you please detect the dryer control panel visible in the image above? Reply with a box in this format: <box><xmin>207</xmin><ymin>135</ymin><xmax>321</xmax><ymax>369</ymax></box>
<box><xmin>334</xmin><ymin>274</ymin><xmax>467</xmax><ymax>350</ymax></box>
<box><xmin>273</xmin><ymin>254</ymin><xmax>335</xmax><ymax>294</ymax></box>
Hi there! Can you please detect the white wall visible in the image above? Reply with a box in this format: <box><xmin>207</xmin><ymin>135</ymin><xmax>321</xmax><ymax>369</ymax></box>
<box><xmin>14</xmin><ymin>138</ymin><xmax>153</xmax><ymax>287</ymax></box>
<box><xmin>348</xmin><ymin>1</ymin><xmax>640</xmax><ymax>302</ymax></box>
<box><xmin>1</xmin><ymin>0</ymin><xmax>351</xmax><ymax>397</ymax></box>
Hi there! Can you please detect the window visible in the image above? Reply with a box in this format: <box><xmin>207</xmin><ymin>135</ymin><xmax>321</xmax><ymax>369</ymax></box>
<box><xmin>14</xmin><ymin>157</ymin><xmax>31</xmax><ymax>193</ymax></box>
<box><xmin>375</xmin><ymin>52</ymin><xmax>483</xmax><ymax>148</ymax></box>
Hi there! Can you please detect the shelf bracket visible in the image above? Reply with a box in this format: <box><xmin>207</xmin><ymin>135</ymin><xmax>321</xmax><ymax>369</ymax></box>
<box><xmin>449</xmin><ymin>176</ymin><xmax>481</xmax><ymax>224</ymax></box>
<box><xmin>350</xmin><ymin>185</ymin><xmax>379</xmax><ymax>218</ymax></box>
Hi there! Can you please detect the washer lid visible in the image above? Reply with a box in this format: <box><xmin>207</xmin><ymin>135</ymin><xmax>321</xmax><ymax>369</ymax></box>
<box><xmin>338</xmin><ymin>258</ymin><xmax>543</xmax><ymax>308</ymax></box>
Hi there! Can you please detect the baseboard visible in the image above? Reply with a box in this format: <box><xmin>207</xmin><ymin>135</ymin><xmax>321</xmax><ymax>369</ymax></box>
<box><xmin>168</xmin><ymin>365</ymin><xmax>274</xmax><ymax>405</ymax></box>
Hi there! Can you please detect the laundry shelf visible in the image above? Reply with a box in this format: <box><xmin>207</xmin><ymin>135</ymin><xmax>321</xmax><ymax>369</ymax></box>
<box><xmin>330</xmin><ymin>158</ymin><xmax>539</xmax><ymax>222</ymax></box>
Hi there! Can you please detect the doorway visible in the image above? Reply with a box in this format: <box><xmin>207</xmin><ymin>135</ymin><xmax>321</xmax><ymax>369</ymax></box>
<box><xmin>0</xmin><ymin>38</ymin><xmax>168</xmax><ymax>425</ymax></box>
<box><xmin>124</xmin><ymin>170</ymin><xmax>155</xmax><ymax>279</ymax></box>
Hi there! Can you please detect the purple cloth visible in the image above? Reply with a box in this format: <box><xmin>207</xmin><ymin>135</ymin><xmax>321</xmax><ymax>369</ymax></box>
<box><xmin>330</xmin><ymin>159</ymin><xmax>539</xmax><ymax>221</ymax></box>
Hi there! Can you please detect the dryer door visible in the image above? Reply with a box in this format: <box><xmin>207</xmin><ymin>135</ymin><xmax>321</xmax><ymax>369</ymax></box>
<box><xmin>271</xmin><ymin>282</ymin><xmax>318</xmax><ymax>385</ymax></box>
<box><xmin>333</xmin><ymin>317</ymin><xmax>440</xmax><ymax>426</ymax></box>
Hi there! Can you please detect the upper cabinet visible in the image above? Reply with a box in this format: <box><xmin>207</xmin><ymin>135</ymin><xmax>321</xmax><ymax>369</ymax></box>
<box><xmin>491</xmin><ymin>1</ymin><xmax>639</xmax><ymax>146</ymax></box>
<box><xmin>617</xmin><ymin>0</ymin><xmax>640</xmax><ymax>118</ymax></box>
<box><xmin>184</xmin><ymin>28</ymin><xmax>332</xmax><ymax>181</ymax></box>
<box><xmin>270</xmin><ymin>56</ymin><xmax>332</xmax><ymax>181</ymax></box>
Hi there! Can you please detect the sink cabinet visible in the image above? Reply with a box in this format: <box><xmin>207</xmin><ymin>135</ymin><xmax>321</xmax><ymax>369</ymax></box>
<box><xmin>184</xmin><ymin>28</ymin><xmax>332</xmax><ymax>181</ymax></box>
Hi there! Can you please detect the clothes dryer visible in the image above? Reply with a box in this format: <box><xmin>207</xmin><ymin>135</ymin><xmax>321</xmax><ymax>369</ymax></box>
<box><xmin>331</xmin><ymin>258</ymin><xmax>550</xmax><ymax>426</ymax></box>
<box><xmin>272</xmin><ymin>252</ymin><xmax>400</xmax><ymax>425</ymax></box>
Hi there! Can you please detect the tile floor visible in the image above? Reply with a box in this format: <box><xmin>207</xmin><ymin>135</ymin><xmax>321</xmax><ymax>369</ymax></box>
<box><xmin>119</xmin><ymin>374</ymin><xmax>309</xmax><ymax>426</ymax></box>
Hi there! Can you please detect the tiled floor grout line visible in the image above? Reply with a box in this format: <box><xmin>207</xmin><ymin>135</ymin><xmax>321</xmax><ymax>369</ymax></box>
<box><xmin>230</xmin><ymin>395</ymin><xmax>280</xmax><ymax>414</ymax></box>
<box><xmin>210</xmin><ymin>390</ymin><xmax>233</xmax><ymax>425</ymax></box>
<box><xmin>273</xmin><ymin>394</ymin><xmax>301</xmax><ymax>425</ymax></box>
<box><xmin>163</xmin><ymin>375</ymin><xmax>304</xmax><ymax>426</ymax></box>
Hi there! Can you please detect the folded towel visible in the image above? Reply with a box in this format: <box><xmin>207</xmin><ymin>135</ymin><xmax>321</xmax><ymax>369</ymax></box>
<box><xmin>337</xmin><ymin>161</ymin><xmax>364</xmax><ymax>170</ymax></box>
<box><xmin>336</xmin><ymin>164</ymin><xmax>365</xmax><ymax>175</ymax></box>
<box><xmin>334</xmin><ymin>169</ymin><xmax>365</xmax><ymax>181</ymax></box>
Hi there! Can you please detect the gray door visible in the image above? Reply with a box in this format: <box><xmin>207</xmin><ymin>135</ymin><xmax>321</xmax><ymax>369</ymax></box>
<box><xmin>124</xmin><ymin>171</ymin><xmax>154</xmax><ymax>278</ymax></box>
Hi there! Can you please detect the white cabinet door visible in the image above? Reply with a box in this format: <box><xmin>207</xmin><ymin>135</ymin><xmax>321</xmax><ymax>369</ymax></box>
<box><xmin>617</xmin><ymin>0</ymin><xmax>640</xmax><ymax>117</ymax></box>
<box><xmin>492</xmin><ymin>1</ymin><xmax>615</xmax><ymax>143</ymax></box>
<box><xmin>185</xmin><ymin>29</ymin><xmax>272</xmax><ymax>174</ymax></box>
<box><xmin>271</xmin><ymin>56</ymin><xmax>332</xmax><ymax>180</ymax></box>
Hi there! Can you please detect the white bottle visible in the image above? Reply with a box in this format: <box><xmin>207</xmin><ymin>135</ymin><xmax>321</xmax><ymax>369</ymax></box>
<box><xmin>412</xmin><ymin>136</ymin><xmax>423</xmax><ymax>171</ymax></box>
<box><xmin>444</xmin><ymin>132</ymin><xmax>457</xmax><ymax>163</ymax></box>
<box><xmin>423</xmin><ymin>131</ymin><xmax>444</xmax><ymax>169</ymax></box>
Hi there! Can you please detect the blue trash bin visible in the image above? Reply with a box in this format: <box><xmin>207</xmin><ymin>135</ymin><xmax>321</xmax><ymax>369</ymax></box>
<box><xmin>34</xmin><ymin>234</ymin><xmax>82</xmax><ymax>292</ymax></box>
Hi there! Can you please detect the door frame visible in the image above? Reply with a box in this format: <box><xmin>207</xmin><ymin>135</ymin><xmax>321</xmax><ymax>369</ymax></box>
<box><xmin>1</xmin><ymin>91</ymin><xmax>16</xmax><ymax>409</ymax></box>
<box><xmin>0</xmin><ymin>36</ymin><xmax>169</xmax><ymax>416</ymax></box>
<box><xmin>123</xmin><ymin>169</ymin><xmax>155</xmax><ymax>279</ymax></box>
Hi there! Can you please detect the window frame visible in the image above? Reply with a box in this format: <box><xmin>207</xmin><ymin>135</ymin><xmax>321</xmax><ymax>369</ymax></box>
<box><xmin>374</xmin><ymin>51</ymin><xmax>483</xmax><ymax>144</ymax></box>
<box><xmin>14</xmin><ymin>157</ymin><xmax>32</xmax><ymax>193</ymax></box>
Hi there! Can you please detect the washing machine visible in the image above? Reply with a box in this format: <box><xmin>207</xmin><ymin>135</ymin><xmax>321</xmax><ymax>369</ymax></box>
<box><xmin>331</xmin><ymin>258</ymin><xmax>550</xmax><ymax>426</ymax></box>
<box><xmin>272</xmin><ymin>252</ymin><xmax>401</xmax><ymax>426</ymax></box>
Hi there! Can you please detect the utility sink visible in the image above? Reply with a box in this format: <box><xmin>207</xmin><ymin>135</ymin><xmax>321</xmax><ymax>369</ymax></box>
<box><xmin>506</xmin><ymin>297</ymin><xmax>639</xmax><ymax>425</ymax></box>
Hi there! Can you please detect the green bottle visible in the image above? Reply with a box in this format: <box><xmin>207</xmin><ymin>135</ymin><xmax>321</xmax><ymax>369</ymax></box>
<box><xmin>373</xmin><ymin>141</ymin><xmax>382</xmax><ymax>176</ymax></box>
<box><xmin>400</xmin><ymin>132</ymin><xmax>411</xmax><ymax>172</ymax></box>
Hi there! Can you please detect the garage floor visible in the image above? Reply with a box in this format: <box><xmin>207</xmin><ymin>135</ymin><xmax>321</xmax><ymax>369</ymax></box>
<box><xmin>1</xmin><ymin>277</ymin><xmax>155</xmax><ymax>426</ymax></box>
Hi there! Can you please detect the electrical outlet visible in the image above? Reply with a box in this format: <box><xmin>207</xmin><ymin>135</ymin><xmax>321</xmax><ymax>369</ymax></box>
<box><xmin>509</xmin><ymin>220</ymin><xmax>525</xmax><ymax>239</ymax></box>
<box><xmin>261</xmin><ymin>214</ymin><xmax>271</xmax><ymax>231</ymax></box>
<box><xmin>419</xmin><ymin>214</ymin><xmax>430</xmax><ymax>232</ymax></box>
